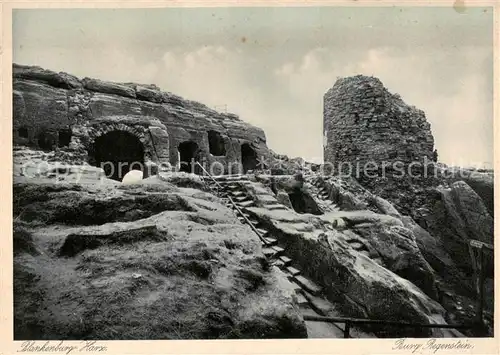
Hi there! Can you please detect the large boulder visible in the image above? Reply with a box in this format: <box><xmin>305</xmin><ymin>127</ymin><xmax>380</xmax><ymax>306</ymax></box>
<box><xmin>350</xmin><ymin>216</ymin><xmax>438</xmax><ymax>299</ymax></box>
<box><xmin>246</xmin><ymin>205</ymin><xmax>453</xmax><ymax>337</ymax></box>
<box><xmin>402</xmin><ymin>216</ymin><xmax>466</xmax><ymax>287</ymax></box>
<box><xmin>445</xmin><ymin>181</ymin><xmax>493</xmax><ymax>245</ymax></box>
<box><xmin>443</xmin><ymin>168</ymin><xmax>494</xmax><ymax>217</ymax></box>
<box><xmin>423</xmin><ymin>181</ymin><xmax>493</xmax><ymax>272</ymax></box>
<box><xmin>82</xmin><ymin>77</ymin><xmax>136</xmax><ymax>98</ymax></box>
<box><xmin>317</xmin><ymin>232</ymin><xmax>455</xmax><ymax>337</ymax></box>
<box><xmin>14</xmin><ymin>63</ymin><xmax>82</xmax><ymax>89</ymax></box>
<box><xmin>367</xmin><ymin>195</ymin><xmax>401</xmax><ymax>218</ymax></box>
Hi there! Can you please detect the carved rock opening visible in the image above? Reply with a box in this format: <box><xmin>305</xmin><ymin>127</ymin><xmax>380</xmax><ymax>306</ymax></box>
<box><xmin>58</xmin><ymin>129</ymin><xmax>72</xmax><ymax>147</ymax></box>
<box><xmin>18</xmin><ymin>126</ymin><xmax>29</xmax><ymax>139</ymax></box>
<box><xmin>208</xmin><ymin>130</ymin><xmax>226</xmax><ymax>156</ymax></box>
<box><xmin>37</xmin><ymin>131</ymin><xmax>54</xmax><ymax>151</ymax></box>
<box><xmin>92</xmin><ymin>130</ymin><xmax>144</xmax><ymax>181</ymax></box>
<box><xmin>179</xmin><ymin>141</ymin><xmax>202</xmax><ymax>175</ymax></box>
<box><xmin>288</xmin><ymin>189</ymin><xmax>323</xmax><ymax>215</ymax></box>
<box><xmin>241</xmin><ymin>143</ymin><xmax>258</xmax><ymax>173</ymax></box>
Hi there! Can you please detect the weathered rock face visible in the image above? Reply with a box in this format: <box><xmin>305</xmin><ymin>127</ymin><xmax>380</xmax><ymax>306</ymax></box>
<box><xmin>323</xmin><ymin>75</ymin><xmax>435</xmax><ymax>170</ymax></box>
<box><xmin>13</xmin><ymin>176</ymin><xmax>307</xmax><ymax>340</ymax></box>
<box><xmin>226</xmin><ymin>179</ymin><xmax>441</xmax><ymax>330</ymax></box>
<box><xmin>13</xmin><ymin>64</ymin><xmax>272</xmax><ymax>180</ymax></box>
<box><xmin>243</xmin><ymin>204</ymin><xmax>450</xmax><ymax>337</ymax></box>
<box><xmin>418</xmin><ymin>181</ymin><xmax>494</xmax><ymax>273</ymax></box>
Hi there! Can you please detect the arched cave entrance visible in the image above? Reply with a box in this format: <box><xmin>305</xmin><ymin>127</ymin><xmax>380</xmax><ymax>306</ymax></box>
<box><xmin>58</xmin><ymin>129</ymin><xmax>72</xmax><ymax>147</ymax></box>
<box><xmin>208</xmin><ymin>130</ymin><xmax>226</xmax><ymax>156</ymax></box>
<box><xmin>178</xmin><ymin>141</ymin><xmax>202</xmax><ymax>175</ymax></box>
<box><xmin>18</xmin><ymin>126</ymin><xmax>29</xmax><ymax>139</ymax></box>
<box><xmin>241</xmin><ymin>143</ymin><xmax>258</xmax><ymax>173</ymax></box>
<box><xmin>288</xmin><ymin>189</ymin><xmax>323</xmax><ymax>215</ymax></box>
<box><xmin>92</xmin><ymin>131</ymin><xmax>144</xmax><ymax>181</ymax></box>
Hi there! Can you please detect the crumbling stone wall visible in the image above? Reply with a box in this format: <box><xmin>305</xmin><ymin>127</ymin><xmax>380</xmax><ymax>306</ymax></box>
<box><xmin>13</xmin><ymin>64</ymin><xmax>272</xmax><ymax>175</ymax></box>
<box><xmin>323</xmin><ymin>75</ymin><xmax>435</xmax><ymax>171</ymax></box>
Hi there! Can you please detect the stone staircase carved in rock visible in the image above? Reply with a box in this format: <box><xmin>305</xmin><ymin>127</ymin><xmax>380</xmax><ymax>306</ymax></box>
<box><xmin>304</xmin><ymin>175</ymin><xmax>341</xmax><ymax>213</ymax></box>
<box><xmin>202</xmin><ymin>173</ymin><xmax>349</xmax><ymax>338</ymax></box>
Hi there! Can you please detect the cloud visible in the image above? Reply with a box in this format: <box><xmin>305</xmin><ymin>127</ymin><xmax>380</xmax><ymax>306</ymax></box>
<box><xmin>159</xmin><ymin>46</ymin><xmax>257</xmax><ymax>112</ymax></box>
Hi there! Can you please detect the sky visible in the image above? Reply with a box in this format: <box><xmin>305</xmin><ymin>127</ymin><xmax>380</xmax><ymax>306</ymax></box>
<box><xmin>12</xmin><ymin>6</ymin><xmax>494</xmax><ymax>168</ymax></box>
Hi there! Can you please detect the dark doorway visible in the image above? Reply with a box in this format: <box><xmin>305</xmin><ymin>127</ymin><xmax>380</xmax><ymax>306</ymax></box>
<box><xmin>288</xmin><ymin>189</ymin><xmax>323</xmax><ymax>215</ymax></box>
<box><xmin>241</xmin><ymin>143</ymin><xmax>258</xmax><ymax>173</ymax></box>
<box><xmin>92</xmin><ymin>131</ymin><xmax>144</xmax><ymax>181</ymax></box>
<box><xmin>58</xmin><ymin>129</ymin><xmax>72</xmax><ymax>147</ymax></box>
<box><xmin>179</xmin><ymin>141</ymin><xmax>202</xmax><ymax>175</ymax></box>
<box><xmin>37</xmin><ymin>132</ymin><xmax>54</xmax><ymax>151</ymax></box>
<box><xmin>208</xmin><ymin>130</ymin><xmax>226</xmax><ymax>156</ymax></box>
<box><xmin>18</xmin><ymin>127</ymin><xmax>29</xmax><ymax>139</ymax></box>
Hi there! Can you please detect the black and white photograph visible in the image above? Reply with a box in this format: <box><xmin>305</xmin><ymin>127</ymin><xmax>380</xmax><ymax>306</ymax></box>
<box><xmin>5</xmin><ymin>0</ymin><xmax>497</xmax><ymax>349</ymax></box>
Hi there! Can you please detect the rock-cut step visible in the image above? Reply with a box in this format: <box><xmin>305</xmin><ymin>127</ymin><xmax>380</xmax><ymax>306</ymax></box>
<box><xmin>286</xmin><ymin>266</ymin><xmax>301</xmax><ymax>277</ymax></box>
<box><xmin>262</xmin><ymin>245</ymin><xmax>284</xmax><ymax>258</ymax></box>
<box><xmin>230</xmin><ymin>190</ymin><xmax>246</xmax><ymax>197</ymax></box>
<box><xmin>248</xmin><ymin>217</ymin><xmax>260</xmax><ymax>226</ymax></box>
<box><xmin>236</xmin><ymin>200</ymin><xmax>255</xmax><ymax>208</ymax></box>
<box><xmin>293</xmin><ymin>275</ymin><xmax>322</xmax><ymax>296</ymax></box>
<box><xmin>271</xmin><ymin>245</ymin><xmax>285</xmax><ymax>255</ymax></box>
<box><xmin>214</xmin><ymin>175</ymin><xmax>249</xmax><ymax>182</ymax></box>
<box><xmin>262</xmin><ymin>247</ymin><xmax>278</xmax><ymax>258</ymax></box>
<box><xmin>294</xmin><ymin>292</ymin><xmax>309</xmax><ymax>306</ymax></box>
<box><xmin>265</xmin><ymin>204</ymin><xmax>286</xmax><ymax>211</ymax></box>
<box><xmin>225</xmin><ymin>183</ymin><xmax>240</xmax><ymax>191</ymax></box>
<box><xmin>279</xmin><ymin>255</ymin><xmax>293</xmax><ymax>267</ymax></box>
<box><xmin>263</xmin><ymin>237</ymin><xmax>278</xmax><ymax>246</ymax></box>
<box><xmin>301</xmin><ymin>290</ymin><xmax>335</xmax><ymax>316</ymax></box>
<box><xmin>255</xmin><ymin>228</ymin><xmax>270</xmax><ymax>238</ymax></box>
<box><xmin>233</xmin><ymin>195</ymin><xmax>251</xmax><ymax>202</ymax></box>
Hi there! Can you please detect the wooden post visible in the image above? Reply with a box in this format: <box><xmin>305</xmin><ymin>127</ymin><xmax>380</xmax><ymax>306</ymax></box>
<box><xmin>344</xmin><ymin>321</ymin><xmax>351</xmax><ymax>338</ymax></box>
<box><xmin>476</xmin><ymin>246</ymin><xmax>485</xmax><ymax>325</ymax></box>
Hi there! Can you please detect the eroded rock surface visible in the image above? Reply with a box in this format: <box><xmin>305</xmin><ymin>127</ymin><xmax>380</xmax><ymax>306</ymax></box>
<box><xmin>13</xmin><ymin>63</ymin><xmax>274</xmax><ymax>177</ymax></box>
<box><xmin>13</xmin><ymin>174</ymin><xmax>306</xmax><ymax>340</ymax></box>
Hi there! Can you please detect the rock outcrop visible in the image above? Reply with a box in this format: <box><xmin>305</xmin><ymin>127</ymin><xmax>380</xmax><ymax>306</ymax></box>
<box><xmin>243</xmin><ymin>203</ymin><xmax>449</xmax><ymax>337</ymax></box>
<box><xmin>322</xmin><ymin>75</ymin><xmax>494</xmax><ymax>336</ymax></box>
<box><xmin>419</xmin><ymin>181</ymin><xmax>494</xmax><ymax>273</ymax></box>
<box><xmin>222</xmin><ymin>179</ymin><xmax>443</xmax><ymax>335</ymax></box>
<box><xmin>13</xmin><ymin>175</ymin><xmax>307</xmax><ymax>340</ymax></box>
<box><xmin>12</xmin><ymin>65</ymin><xmax>494</xmax><ymax>339</ymax></box>
<box><xmin>13</xmin><ymin>63</ymin><xmax>273</xmax><ymax>180</ymax></box>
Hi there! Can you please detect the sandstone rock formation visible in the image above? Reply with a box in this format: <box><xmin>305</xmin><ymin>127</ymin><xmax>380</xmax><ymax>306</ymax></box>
<box><xmin>419</xmin><ymin>181</ymin><xmax>494</xmax><ymax>273</ymax></box>
<box><xmin>12</xmin><ymin>66</ymin><xmax>494</xmax><ymax>339</ymax></box>
<box><xmin>225</xmin><ymin>179</ymin><xmax>445</xmax><ymax>336</ymax></box>
<box><xmin>244</xmin><ymin>204</ymin><xmax>450</xmax><ymax>337</ymax></box>
<box><xmin>13</xmin><ymin>63</ymin><xmax>273</xmax><ymax>180</ymax></box>
<box><xmin>322</xmin><ymin>75</ymin><xmax>494</xmax><ymax>336</ymax></box>
<box><xmin>13</xmin><ymin>174</ymin><xmax>306</xmax><ymax>340</ymax></box>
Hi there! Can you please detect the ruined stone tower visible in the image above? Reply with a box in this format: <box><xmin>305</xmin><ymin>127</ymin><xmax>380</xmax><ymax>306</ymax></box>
<box><xmin>323</xmin><ymin>75</ymin><xmax>435</xmax><ymax>171</ymax></box>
